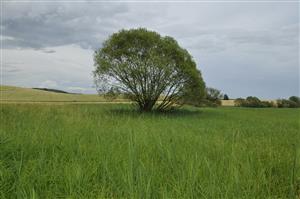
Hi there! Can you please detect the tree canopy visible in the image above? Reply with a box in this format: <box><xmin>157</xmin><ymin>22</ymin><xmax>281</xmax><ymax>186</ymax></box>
<box><xmin>223</xmin><ymin>94</ymin><xmax>229</xmax><ymax>100</ymax></box>
<box><xmin>199</xmin><ymin>87</ymin><xmax>223</xmax><ymax>107</ymax></box>
<box><xmin>94</xmin><ymin>28</ymin><xmax>205</xmax><ymax>111</ymax></box>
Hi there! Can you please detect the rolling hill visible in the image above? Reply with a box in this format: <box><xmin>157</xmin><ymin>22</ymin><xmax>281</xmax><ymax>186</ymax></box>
<box><xmin>0</xmin><ymin>85</ymin><xmax>236</xmax><ymax>105</ymax></box>
<box><xmin>0</xmin><ymin>85</ymin><xmax>108</xmax><ymax>102</ymax></box>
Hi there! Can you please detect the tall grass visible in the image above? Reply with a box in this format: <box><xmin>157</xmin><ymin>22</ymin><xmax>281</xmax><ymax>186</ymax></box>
<box><xmin>0</xmin><ymin>104</ymin><xmax>299</xmax><ymax>198</ymax></box>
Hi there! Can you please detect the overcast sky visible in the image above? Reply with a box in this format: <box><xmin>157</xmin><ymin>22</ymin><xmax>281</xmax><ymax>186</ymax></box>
<box><xmin>1</xmin><ymin>1</ymin><xmax>299</xmax><ymax>98</ymax></box>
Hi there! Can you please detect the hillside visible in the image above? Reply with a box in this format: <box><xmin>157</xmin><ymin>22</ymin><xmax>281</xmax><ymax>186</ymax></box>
<box><xmin>0</xmin><ymin>85</ymin><xmax>107</xmax><ymax>102</ymax></box>
<box><xmin>32</xmin><ymin>88</ymin><xmax>71</xmax><ymax>94</ymax></box>
<box><xmin>0</xmin><ymin>85</ymin><xmax>236</xmax><ymax>105</ymax></box>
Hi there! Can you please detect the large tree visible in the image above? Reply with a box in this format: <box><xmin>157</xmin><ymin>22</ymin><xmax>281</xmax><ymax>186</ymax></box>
<box><xmin>94</xmin><ymin>28</ymin><xmax>205</xmax><ymax>112</ymax></box>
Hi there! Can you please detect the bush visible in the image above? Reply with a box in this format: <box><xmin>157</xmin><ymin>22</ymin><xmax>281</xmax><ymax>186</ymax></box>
<box><xmin>260</xmin><ymin>101</ymin><xmax>275</xmax><ymax>108</ymax></box>
<box><xmin>223</xmin><ymin>94</ymin><xmax>229</xmax><ymax>100</ymax></box>
<box><xmin>197</xmin><ymin>99</ymin><xmax>220</xmax><ymax>107</ymax></box>
<box><xmin>104</xmin><ymin>87</ymin><xmax>120</xmax><ymax>101</ymax></box>
<box><xmin>289</xmin><ymin>96</ymin><xmax>300</xmax><ymax>107</ymax></box>
<box><xmin>201</xmin><ymin>87</ymin><xmax>222</xmax><ymax>107</ymax></box>
<box><xmin>234</xmin><ymin>98</ymin><xmax>246</xmax><ymax>107</ymax></box>
<box><xmin>234</xmin><ymin>96</ymin><xmax>300</xmax><ymax>108</ymax></box>
<box><xmin>277</xmin><ymin>99</ymin><xmax>298</xmax><ymax>108</ymax></box>
<box><xmin>234</xmin><ymin>96</ymin><xmax>275</xmax><ymax>108</ymax></box>
<box><xmin>245</xmin><ymin>96</ymin><xmax>261</xmax><ymax>107</ymax></box>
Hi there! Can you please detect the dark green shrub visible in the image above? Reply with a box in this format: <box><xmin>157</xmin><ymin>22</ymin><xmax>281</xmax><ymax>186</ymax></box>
<box><xmin>234</xmin><ymin>98</ymin><xmax>246</xmax><ymax>107</ymax></box>
<box><xmin>104</xmin><ymin>87</ymin><xmax>120</xmax><ymax>101</ymax></box>
<box><xmin>223</xmin><ymin>94</ymin><xmax>229</xmax><ymax>100</ymax></box>
<box><xmin>197</xmin><ymin>99</ymin><xmax>220</xmax><ymax>107</ymax></box>
<box><xmin>288</xmin><ymin>96</ymin><xmax>300</xmax><ymax>107</ymax></box>
<box><xmin>245</xmin><ymin>96</ymin><xmax>261</xmax><ymax>107</ymax></box>
<box><xmin>235</xmin><ymin>96</ymin><xmax>275</xmax><ymax>108</ymax></box>
<box><xmin>260</xmin><ymin>101</ymin><xmax>275</xmax><ymax>108</ymax></box>
<box><xmin>202</xmin><ymin>87</ymin><xmax>222</xmax><ymax>107</ymax></box>
<box><xmin>277</xmin><ymin>99</ymin><xmax>298</xmax><ymax>108</ymax></box>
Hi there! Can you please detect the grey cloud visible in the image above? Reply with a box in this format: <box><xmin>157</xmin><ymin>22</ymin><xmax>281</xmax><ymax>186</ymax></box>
<box><xmin>38</xmin><ymin>80</ymin><xmax>58</xmax><ymax>88</ymax></box>
<box><xmin>2</xmin><ymin>63</ymin><xmax>23</xmax><ymax>79</ymax></box>
<box><xmin>3</xmin><ymin>62</ymin><xmax>23</xmax><ymax>72</ymax></box>
<box><xmin>3</xmin><ymin>38</ymin><xmax>43</xmax><ymax>49</ymax></box>
<box><xmin>227</xmin><ymin>25</ymin><xmax>299</xmax><ymax>47</ymax></box>
<box><xmin>2</xmin><ymin>2</ymin><xmax>299</xmax><ymax>52</ymax></box>
<box><xmin>167</xmin><ymin>24</ymin><xmax>299</xmax><ymax>55</ymax></box>
<box><xmin>2</xmin><ymin>2</ymin><xmax>130</xmax><ymax>49</ymax></box>
<box><xmin>2</xmin><ymin>2</ymin><xmax>299</xmax><ymax>98</ymax></box>
<box><xmin>42</xmin><ymin>49</ymin><xmax>56</xmax><ymax>53</ymax></box>
<box><xmin>4</xmin><ymin>68</ymin><xmax>21</xmax><ymax>73</ymax></box>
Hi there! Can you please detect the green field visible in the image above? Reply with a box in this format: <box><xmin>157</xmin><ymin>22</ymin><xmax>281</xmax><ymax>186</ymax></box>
<box><xmin>1</xmin><ymin>104</ymin><xmax>299</xmax><ymax>198</ymax></box>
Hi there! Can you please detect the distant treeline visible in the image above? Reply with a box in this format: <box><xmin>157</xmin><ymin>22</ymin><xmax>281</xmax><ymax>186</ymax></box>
<box><xmin>32</xmin><ymin>88</ymin><xmax>81</xmax><ymax>95</ymax></box>
<box><xmin>234</xmin><ymin>96</ymin><xmax>300</xmax><ymax>108</ymax></box>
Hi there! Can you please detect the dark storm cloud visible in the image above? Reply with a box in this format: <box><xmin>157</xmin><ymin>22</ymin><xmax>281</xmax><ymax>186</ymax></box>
<box><xmin>2</xmin><ymin>2</ymin><xmax>130</xmax><ymax>49</ymax></box>
<box><xmin>3</xmin><ymin>2</ymin><xmax>298</xmax><ymax>52</ymax></box>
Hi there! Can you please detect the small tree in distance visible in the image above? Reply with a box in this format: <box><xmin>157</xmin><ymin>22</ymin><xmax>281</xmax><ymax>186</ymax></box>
<box><xmin>200</xmin><ymin>87</ymin><xmax>223</xmax><ymax>107</ymax></box>
<box><xmin>103</xmin><ymin>87</ymin><xmax>120</xmax><ymax>101</ymax></box>
<box><xmin>277</xmin><ymin>96</ymin><xmax>300</xmax><ymax>108</ymax></box>
<box><xmin>234</xmin><ymin>96</ymin><xmax>275</xmax><ymax>108</ymax></box>
<box><xmin>94</xmin><ymin>28</ymin><xmax>206</xmax><ymax>112</ymax></box>
<box><xmin>289</xmin><ymin>96</ymin><xmax>300</xmax><ymax>107</ymax></box>
<box><xmin>223</xmin><ymin>94</ymin><xmax>229</xmax><ymax>100</ymax></box>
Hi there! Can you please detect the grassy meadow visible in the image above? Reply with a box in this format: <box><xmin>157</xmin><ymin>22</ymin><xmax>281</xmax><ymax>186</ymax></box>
<box><xmin>1</xmin><ymin>103</ymin><xmax>299</xmax><ymax>198</ymax></box>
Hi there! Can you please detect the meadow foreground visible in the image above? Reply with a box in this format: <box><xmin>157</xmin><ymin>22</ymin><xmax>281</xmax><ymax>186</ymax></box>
<box><xmin>0</xmin><ymin>104</ymin><xmax>299</xmax><ymax>198</ymax></box>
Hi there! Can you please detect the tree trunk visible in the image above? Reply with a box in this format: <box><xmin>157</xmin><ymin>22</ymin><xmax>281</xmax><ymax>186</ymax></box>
<box><xmin>139</xmin><ymin>100</ymin><xmax>155</xmax><ymax>112</ymax></box>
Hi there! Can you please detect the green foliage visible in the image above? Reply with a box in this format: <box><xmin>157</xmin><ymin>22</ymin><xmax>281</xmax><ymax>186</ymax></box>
<box><xmin>103</xmin><ymin>87</ymin><xmax>120</xmax><ymax>101</ymax></box>
<box><xmin>260</xmin><ymin>101</ymin><xmax>275</xmax><ymax>108</ymax></box>
<box><xmin>206</xmin><ymin>87</ymin><xmax>223</xmax><ymax>101</ymax></box>
<box><xmin>289</xmin><ymin>96</ymin><xmax>300</xmax><ymax>107</ymax></box>
<box><xmin>94</xmin><ymin>28</ymin><xmax>205</xmax><ymax>112</ymax></box>
<box><xmin>234</xmin><ymin>98</ymin><xmax>245</xmax><ymax>107</ymax></box>
<box><xmin>1</xmin><ymin>104</ymin><xmax>299</xmax><ymax>198</ymax></box>
<box><xmin>234</xmin><ymin>96</ymin><xmax>275</xmax><ymax>108</ymax></box>
<box><xmin>223</xmin><ymin>94</ymin><xmax>229</xmax><ymax>100</ymax></box>
<box><xmin>245</xmin><ymin>96</ymin><xmax>262</xmax><ymax>107</ymax></box>
<box><xmin>235</xmin><ymin>96</ymin><xmax>300</xmax><ymax>108</ymax></box>
<box><xmin>199</xmin><ymin>87</ymin><xmax>223</xmax><ymax>107</ymax></box>
<box><xmin>277</xmin><ymin>98</ymin><xmax>299</xmax><ymax>108</ymax></box>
